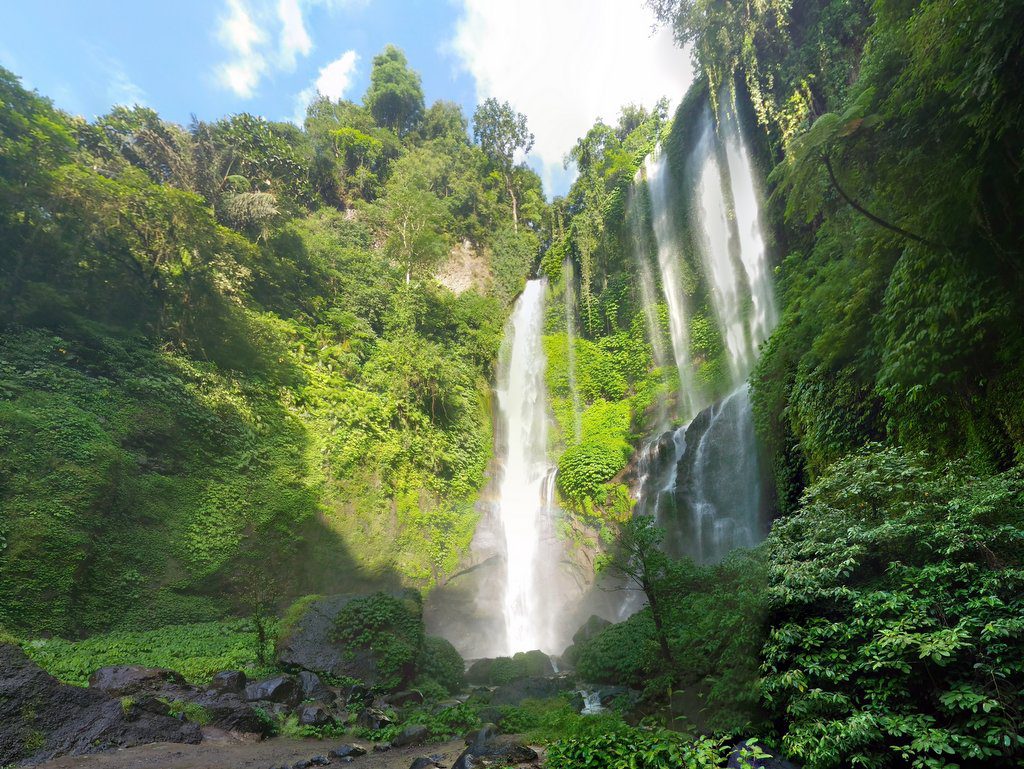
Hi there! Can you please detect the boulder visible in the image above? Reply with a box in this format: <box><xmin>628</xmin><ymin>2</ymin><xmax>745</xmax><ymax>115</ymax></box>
<box><xmin>385</xmin><ymin>689</ymin><xmax>425</xmax><ymax>707</ymax></box>
<box><xmin>190</xmin><ymin>688</ymin><xmax>270</xmax><ymax>734</ymax></box>
<box><xmin>466</xmin><ymin>650</ymin><xmax>553</xmax><ymax>685</ymax></box>
<box><xmin>357</xmin><ymin>706</ymin><xmax>393</xmax><ymax>730</ymax></box>
<box><xmin>452</xmin><ymin>734</ymin><xmax>539</xmax><ymax>769</ymax></box>
<box><xmin>464</xmin><ymin>723</ymin><xmax>499</xmax><ymax>747</ymax></box>
<box><xmin>490</xmin><ymin>676</ymin><xmax>572</xmax><ymax>706</ymax></box>
<box><xmin>210</xmin><ymin>670</ymin><xmax>247</xmax><ymax>693</ymax></box>
<box><xmin>87</xmin><ymin>665</ymin><xmax>186</xmax><ymax>696</ymax></box>
<box><xmin>330</xmin><ymin>743</ymin><xmax>368</xmax><ymax>759</ymax></box>
<box><xmin>297</xmin><ymin>702</ymin><xmax>335</xmax><ymax>727</ymax></box>
<box><xmin>561</xmin><ymin>615</ymin><xmax>613</xmax><ymax>666</ymax></box>
<box><xmin>276</xmin><ymin>592</ymin><xmax>420</xmax><ymax>687</ymax></box>
<box><xmin>392</xmin><ymin>724</ymin><xmax>429</xmax><ymax>747</ymax></box>
<box><xmin>298</xmin><ymin>670</ymin><xmax>331</xmax><ymax>701</ymax></box>
<box><xmin>0</xmin><ymin>643</ymin><xmax>200</xmax><ymax>765</ymax></box>
<box><xmin>245</xmin><ymin>675</ymin><xmax>300</xmax><ymax>705</ymax></box>
<box><xmin>409</xmin><ymin>758</ymin><xmax>440</xmax><ymax>769</ymax></box>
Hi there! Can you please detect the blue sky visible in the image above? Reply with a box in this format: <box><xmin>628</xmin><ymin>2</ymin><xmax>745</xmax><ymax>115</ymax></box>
<box><xmin>1</xmin><ymin>0</ymin><xmax>692</xmax><ymax>197</ymax></box>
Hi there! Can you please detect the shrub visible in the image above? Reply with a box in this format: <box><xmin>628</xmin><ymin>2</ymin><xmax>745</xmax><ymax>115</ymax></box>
<box><xmin>546</xmin><ymin>728</ymin><xmax>730</xmax><ymax>769</ymax></box>
<box><xmin>576</xmin><ymin>611</ymin><xmax>656</xmax><ymax>687</ymax></box>
<box><xmin>333</xmin><ymin>593</ymin><xmax>424</xmax><ymax>692</ymax></box>
<box><xmin>417</xmin><ymin>635</ymin><xmax>465</xmax><ymax>694</ymax></box>
<box><xmin>763</xmin><ymin>448</ymin><xmax>1024</xmax><ymax>768</ymax></box>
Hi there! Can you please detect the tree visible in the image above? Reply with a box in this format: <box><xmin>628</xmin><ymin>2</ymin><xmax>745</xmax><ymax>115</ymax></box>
<box><xmin>597</xmin><ymin>515</ymin><xmax>676</xmax><ymax>669</ymax></box>
<box><xmin>364</xmin><ymin>45</ymin><xmax>425</xmax><ymax>137</ymax></box>
<box><xmin>376</xmin><ymin>149</ymin><xmax>451</xmax><ymax>285</ymax></box>
<box><xmin>420</xmin><ymin>100</ymin><xmax>469</xmax><ymax>144</ymax></box>
<box><xmin>472</xmin><ymin>98</ymin><xmax>534</xmax><ymax>231</ymax></box>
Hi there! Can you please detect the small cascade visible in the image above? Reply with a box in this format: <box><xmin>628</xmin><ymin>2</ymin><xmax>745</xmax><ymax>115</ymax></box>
<box><xmin>495</xmin><ymin>279</ymin><xmax>559</xmax><ymax>653</ymax></box>
<box><xmin>563</xmin><ymin>258</ymin><xmax>583</xmax><ymax>443</ymax></box>
<box><xmin>579</xmin><ymin>690</ymin><xmax>606</xmax><ymax>715</ymax></box>
<box><xmin>644</xmin><ymin>146</ymin><xmax>697</xmax><ymax>420</ymax></box>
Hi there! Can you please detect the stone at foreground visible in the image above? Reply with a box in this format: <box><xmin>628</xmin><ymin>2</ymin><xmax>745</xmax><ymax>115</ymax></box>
<box><xmin>451</xmin><ymin>734</ymin><xmax>539</xmax><ymax>769</ymax></box>
<box><xmin>0</xmin><ymin>643</ymin><xmax>200</xmax><ymax>766</ymax></box>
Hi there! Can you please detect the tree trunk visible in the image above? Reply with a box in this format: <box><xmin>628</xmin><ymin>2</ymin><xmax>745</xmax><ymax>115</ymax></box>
<box><xmin>644</xmin><ymin>580</ymin><xmax>675</xmax><ymax>668</ymax></box>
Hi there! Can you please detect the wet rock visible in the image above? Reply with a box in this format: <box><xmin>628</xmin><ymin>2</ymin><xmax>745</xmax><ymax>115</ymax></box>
<box><xmin>329</xmin><ymin>744</ymin><xmax>368</xmax><ymax>759</ymax></box>
<box><xmin>297</xmin><ymin>702</ymin><xmax>335</xmax><ymax>727</ymax></box>
<box><xmin>466</xmin><ymin>650</ymin><xmax>553</xmax><ymax>685</ymax></box>
<box><xmin>210</xmin><ymin>669</ymin><xmax>247</xmax><ymax>693</ymax></box>
<box><xmin>357</xmin><ymin>706</ymin><xmax>393</xmax><ymax>730</ymax></box>
<box><xmin>0</xmin><ymin>643</ymin><xmax>200</xmax><ymax>765</ymax></box>
<box><xmin>298</xmin><ymin>670</ymin><xmax>330</xmax><ymax>701</ymax></box>
<box><xmin>189</xmin><ymin>688</ymin><xmax>270</xmax><ymax>734</ymax></box>
<box><xmin>245</xmin><ymin>675</ymin><xmax>300</xmax><ymax>705</ymax></box>
<box><xmin>276</xmin><ymin>591</ymin><xmax>420</xmax><ymax>687</ymax></box>
<box><xmin>451</xmin><ymin>735</ymin><xmax>539</xmax><ymax>769</ymax></box>
<box><xmin>409</xmin><ymin>758</ymin><xmax>441</xmax><ymax>769</ymax></box>
<box><xmin>561</xmin><ymin>614</ymin><xmax>613</xmax><ymax>666</ymax></box>
<box><xmin>490</xmin><ymin>676</ymin><xmax>571</xmax><ymax>706</ymax></box>
<box><xmin>464</xmin><ymin>723</ymin><xmax>499</xmax><ymax>747</ymax></box>
<box><xmin>392</xmin><ymin>723</ymin><xmax>429</xmax><ymax>747</ymax></box>
<box><xmin>385</xmin><ymin>689</ymin><xmax>425</xmax><ymax>707</ymax></box>
<box><xmin>308</xmin><ymin>757</ymin><xmax>331</xmax><ymax>767</ymax></box>
<box><xmin>88</xmin><ymin>665</ymin><xmax>186</xmax><ymax>696</ymax></box>
<box><xmin>727</xmin><ymin>740</ymin><xmax>801</xmax><ymax>769</ymax></box>
<box><xmin>373</xmin><ymin>742</ymin><xmax>392</xmax><ymax>752</ymax></box>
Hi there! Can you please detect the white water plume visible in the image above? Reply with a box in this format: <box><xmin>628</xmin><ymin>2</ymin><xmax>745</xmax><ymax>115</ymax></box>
<box><xmin>495</xmin><ymin>279</ymin><xmax>559</xmax><ymax>653</ymax></box>
<box><xmin>645</xmin><ymin>146</ymin><xmax>699</xmax><ymax>420</ymax></box>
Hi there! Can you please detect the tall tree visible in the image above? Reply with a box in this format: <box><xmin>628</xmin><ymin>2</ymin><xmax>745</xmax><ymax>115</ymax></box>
<box><xmin>363</xmin><ymin>45</ymin><xmax>425</xmax><ymax>137</ymax></box>
<box><xmin>472</xmin><ymin>98</ymin><xmax>534</xmax><ymax>231</ymax></box>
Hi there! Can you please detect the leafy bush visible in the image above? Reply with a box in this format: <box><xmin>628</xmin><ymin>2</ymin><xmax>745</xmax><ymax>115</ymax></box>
<box><xmin>417</xmin><ymin>635</ymin><xmax>465</xmax><ymax>694</ymax></box>
<box><xmin>22</xmin><ymin>619</ymin><xmax>278</xmax><ymax>686</ymax></box>
<box><xmin>577</xmin><ymin>612</ymin><xmax>656</xmax><ymax>687</ymax></box>
<box><xmin>763</xmin><ymin>448</ymin><xmax>1024</xmax><ymax>768</ymax></box>
<box><xmin>546</xmin><ymin>727</ymin><xmax>730</xmax><ymax>769</ymax></box>
<box><xmin>333</xmin><ymin>593</ymin><xmax>425</xmax><ymax>692</ymax></box>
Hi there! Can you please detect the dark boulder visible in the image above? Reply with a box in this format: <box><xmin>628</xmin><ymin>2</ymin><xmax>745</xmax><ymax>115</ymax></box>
<box><xmin>88</xmin><ymin>665</ymin><xmax>187</xmax><ymax>696</ymax></box>
<box><xmin>385</xmin><ymin>689</ymin><xmax>425</xmax><ymax>707</ymax></box>
<box><xmin>245</xmin><ymin>674</ymin><xmax>300</xmax><ymax>705</ymax></box>
<box><xmin>357</xmin><ymin>706</ymin><xmax>394</xmax><ymax>730</ymax></box>
<box><xmin>392</xmin><ymin>724</ymin><xmax>429</xmax><ymax>747</ymax></box>
<box><xmin>0</xmin><ymin>643</ymin><xmax>200</xmax><ymax>765</ymax></box>
<box><xmin>298</xmin><ymin>670</ymin><xmax>331</xmax><ymax>701</ymax></box>
<box><xmin>490</xmin><ymin>676</ymin><xmax>571</xmax><ymax>706</ymax></box>
<box><xmin>409</xmin><ymin>758</ymin><xmax>443</xmax><ymax>769</ymax></box>
<box><xmin>464</xmin><ymin>723</ymin><xmax>499</xmax><ymax>747</ymax></box>
<box><xmin>190</xmin><ymin>688</ymin><xmax>270</xmax><ymax>735</ymax></box>
<box><xmin>276</xmin><ymin>592</ymin><xmax>420</xmax><ymax>688</ymax></box>
<box><xmin>330</xmin><ymin>744</ymin><xmax>368</xmax><ymax>759</ymax></box>
<box><xmin>297</xmin><ymin>702</ymin><xmax>335</xmax><ymax>727</ymax></box>
<box><xmin>210</xmin><ymin>670</ymin><xmax>247</xmax><ymax>693</ymax></box>
<box><xmin>561</xmin><ymin>614</ymin><xmax>613</xmax><ymax>666</ymax></box>
<box><xmin>452</xmin><ymin>734</ymin><xmax>539</xmax><ymax>769</ymax></box>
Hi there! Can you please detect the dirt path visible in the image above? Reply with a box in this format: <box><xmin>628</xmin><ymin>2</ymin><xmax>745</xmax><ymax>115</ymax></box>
<box><xmin>35</xmin><ymin>735</ymin><xmax>468</xmax><ymax>769</ymax></box>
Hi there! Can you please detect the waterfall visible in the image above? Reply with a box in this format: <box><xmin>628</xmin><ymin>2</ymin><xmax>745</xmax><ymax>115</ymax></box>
<box><xmin>721</xmin><ymin>92</ymin><xmax>777</xmax><ymax>349</ymax></box>
<box><xmin>495</xmin><ymin>279</ymin><xmax>559</xmax><ymax>653</ymax></box>
<box><xmin>563</xmin><ymin>258</ymin><xmax>583</xmax><ymax>443</ymax></box>
<box><xmin>644</xmin><ymin>146</ymin><xmax>697</xmax><ymax>420</ymax></box>
<box><xmin>628</xmin><ymin>94</ymin><xmax>776</xmax><ymax>568</ymax></box>
<box><xmin>627</xmin><ymin>175</ymin><xmax>672</xmax><ymax>433</ymax></box>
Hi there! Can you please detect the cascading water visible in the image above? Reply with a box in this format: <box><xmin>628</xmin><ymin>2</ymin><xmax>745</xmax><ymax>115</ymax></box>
<box><xmin>494</xmin><ymin>279</ymin><xmax>561</xmax><ymax>653</ymax></box>
<box><xmin>627</xmin><ymin>93</ymin><xmax>777</xmax><ymax>569</ymax></box>
<box><xmin>645</xmin><ymin>146</ymin><xmax>697</xmax><ymax>421</ymax></box>
<box><xmin>721</xmin><ymin>92</ymin><xmax>777</xmax><ymax>347</ymax></box>
<box><xmin>563</xmin><ymin>258</ymin><xmax>583</xmax><ymax>443</ymax></box>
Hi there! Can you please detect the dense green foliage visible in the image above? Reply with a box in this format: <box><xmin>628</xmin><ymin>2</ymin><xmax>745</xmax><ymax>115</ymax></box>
<box><xmin>0</xmin><ymin>43</ymin><xmax>547</xmax><ymax>636</ymax></box>
<box><xmin>19</xmin><ymin>619</ymin><xmax>277</xmax><ymax>686</ymax></box>
<box><xmin>416</xmin><ymin>635</ymin><xmax>466</xmax><ymax>694</ymax></box>
<box><xmin>763</xmin><ymin>448</ymin><xmax>1024</xmax><ymax>767</ymax></box>
<box><xmin>332</xmin><ymin>593</ymin><xmax>425</xmax><ymax>692</ymax></box>
<box><xmin>547</xmin><ymin>728</ymin><xmax>731</xmax><ymax>769</ymax></box>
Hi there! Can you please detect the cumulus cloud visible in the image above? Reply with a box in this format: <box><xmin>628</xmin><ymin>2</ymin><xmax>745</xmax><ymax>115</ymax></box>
<box><xmin>277</xmin><ymin>0</ymin><xmax>313</xmax><ymax>69</ymax></box>
<box><xmin>216</xmin><ymin>0</ymin><xmax>269</xmax><ymax>97</ymax></box>
<box><xmin>291</xmin><ymin>49</ymin><xmax>360</xmax><ymax>124</ymax></box>
<box><xmin>450</xmin><ymin>0</ymin><xmax>692</xmax><ymax>194</ymax></box>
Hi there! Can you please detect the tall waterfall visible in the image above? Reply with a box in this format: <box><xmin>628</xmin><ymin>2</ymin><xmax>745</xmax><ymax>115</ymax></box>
<box><xmin>630</xmin><ymin>91</ymin><xmax>776</xmax><ymax>568</ymax></box>
<box><xmin>563</xmin><ymin>258</ymin><xmax>583</xmax><ymax>443</ymax></box>
<box><xmin>645</xmin><ymin>147</ymin><xmax>697</xmax><ymax>420</ymax></box>
<box><xmin>495</xmin><ymin>279</ymin><xmax>560</xmax><ymax>653</ymax></box>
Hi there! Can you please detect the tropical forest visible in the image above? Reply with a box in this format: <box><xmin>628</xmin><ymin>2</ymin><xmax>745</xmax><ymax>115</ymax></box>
<box><xmin>0</xmin><ymin>0</ymin><xmax>1022</xmax><ymax>767</ymax></box>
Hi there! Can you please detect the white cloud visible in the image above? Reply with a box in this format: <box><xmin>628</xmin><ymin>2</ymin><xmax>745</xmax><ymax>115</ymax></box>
<box><xmin>216</xmin><ymin>0</ymin><xmax>269</xmax><ymax>97</ymax></box>
<box><xmin>291</xmin><ymin>49</ymin><xmax>359</xmax><ymax>124</ymax></box>
<box><xmin>450</xmin><ymin>0</ymin><xmax>692</xmax><ymax>195</ymax></box>
<box><xmin>277</xmin><ymin>0</ymin><xmax>313</xmax><ymax>69</ymax></box>
<box><xmin>106</xmin><ymin>64</ymin><xmax>147</xmax><ymax>107</ymax></box>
